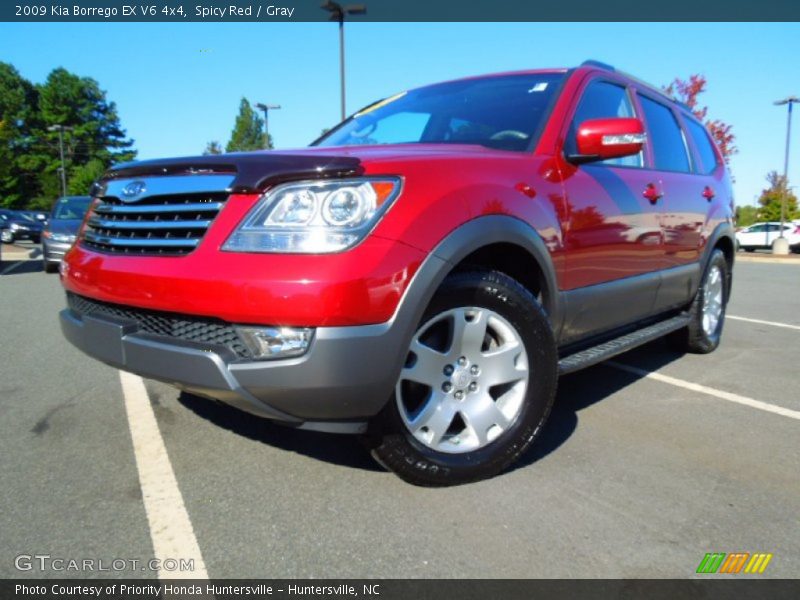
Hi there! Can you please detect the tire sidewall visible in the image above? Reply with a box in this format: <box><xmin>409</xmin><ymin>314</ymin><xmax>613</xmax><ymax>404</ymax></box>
<box><xmin>689</xmin><ymin>250</ymin><xmax>729</xmax><ymax>352</ymax></box>
<box><xmin>373</xmin><ymin>271</ymin><xmax>558</xmax><ymax>484</ymax></box>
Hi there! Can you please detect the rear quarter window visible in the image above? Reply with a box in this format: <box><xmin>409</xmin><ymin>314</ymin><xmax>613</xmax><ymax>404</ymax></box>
<box><xmin>684</xmin><ymin>117</ymin><xmax>719</xmax><ymax>174</ymax></box>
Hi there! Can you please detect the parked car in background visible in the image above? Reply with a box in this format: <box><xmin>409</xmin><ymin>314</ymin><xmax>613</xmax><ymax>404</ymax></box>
<box><xmin>24</xmin><ymin>210</ymin><xmax>49</xmax><ymax>224</ymax></box>
<box><xmin>0</xmin><ymin>209</ymin><xmax>43</xmax><ymax>244</ymax></box>
<box><xmin>735</xmin><ymin>221</ymin><xmax>800</xmax><ymax>252</ymax></box>
<box><xmin>42</xmin><ymin>196</ymin><xmax>92</xmax><ymax>273</ymax></box>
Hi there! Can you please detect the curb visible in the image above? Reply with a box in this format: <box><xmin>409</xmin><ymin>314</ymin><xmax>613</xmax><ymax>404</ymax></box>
<box><xmin>735</xmin><ymin>254</ymin><xmax>800</xmax><ymax>265</ymax></box>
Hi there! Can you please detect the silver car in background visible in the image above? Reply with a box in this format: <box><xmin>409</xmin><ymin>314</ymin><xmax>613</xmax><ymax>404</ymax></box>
<box><xmin>42</xmin><ymin>196</ymin><xmax>92</xmax><ymax>273</ymax></box>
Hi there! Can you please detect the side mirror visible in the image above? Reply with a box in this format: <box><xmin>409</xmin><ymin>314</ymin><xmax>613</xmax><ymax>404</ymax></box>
<box><xmin>568</xmin><ymin>117</ymin><xmax>646</xmax><ymax>164</ymax></box>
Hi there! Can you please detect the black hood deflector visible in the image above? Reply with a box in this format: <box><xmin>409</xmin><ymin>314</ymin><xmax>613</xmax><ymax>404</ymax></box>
<box><xmin>99</xmin><ymin>152</ymin><xmax>363</xmax><ymax>194</ymax></box>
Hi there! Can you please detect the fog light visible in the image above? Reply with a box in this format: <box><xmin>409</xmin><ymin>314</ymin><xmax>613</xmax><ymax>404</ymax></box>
<box><xmin>235</xmin><ymin>326</ymin><xmax>313</xmax><ymax>360</ymax></box>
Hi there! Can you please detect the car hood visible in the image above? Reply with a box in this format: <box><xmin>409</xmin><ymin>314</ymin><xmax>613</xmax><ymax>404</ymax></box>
<box><xmin>102</xmin><ymin>144</ymin><xmax>515</xmax><ymax>193</ymax></box>
<box><xmin>46</xmin><ymin>219</ymin><xmax>83</xmax><ymax>235</ymax></box>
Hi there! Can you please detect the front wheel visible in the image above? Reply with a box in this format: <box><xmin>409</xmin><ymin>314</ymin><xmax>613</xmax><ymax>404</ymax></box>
<box><xmin>669</xmin><ymin>249</ymin><xmax>730</xmax><ymax>354</ymax></box>
<box><xmin>1</xmin><ymin>230</ymin><xmax>13</xmax><ymax>244</ymax></box>
<box><xmin>367</xmin><ymin>270</ymin><xmax>558</xmax><ymax>486</ymax></box>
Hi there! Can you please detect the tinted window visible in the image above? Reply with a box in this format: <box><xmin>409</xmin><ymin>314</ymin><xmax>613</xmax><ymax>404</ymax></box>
<box><xmin>317</xmin><ymin>73</ymin><xmax>564</xmax><ymax>152</ymax></box>
<box><xmin>568</xmin><ymin>80</ymin><xmax>641</xmax><ymax>167</ymax></box>
<box><xmin>685</xmin><ymin>118</ymin><xmax>718</xmax><ymax>174</ymax></box>
<box><xmin>748</xmin><ymin>224</ymin><xmax>766</xmax><ymax>232</ymax></box>
<box><xmin>639</xmin><ymin>95</ymin><xmax>690</xmax><ymax>172</ymax></box>
<box><xmin>53</xmin><ymin>196</ymin><xmax>92</xmax><ymax>220</ymax></box>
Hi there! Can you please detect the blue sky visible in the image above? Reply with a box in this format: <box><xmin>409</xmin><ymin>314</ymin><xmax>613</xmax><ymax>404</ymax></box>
<box><xmin>2</xmin><ymin>22</ymin><xmax>799</xmax><ymax>206</ymax></box>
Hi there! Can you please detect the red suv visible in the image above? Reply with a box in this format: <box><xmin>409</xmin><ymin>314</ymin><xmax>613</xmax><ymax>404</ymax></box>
<box><xmin>60</xmin><ymin>61</ymin><xmax>735</xmax><ymax>486</ymax></box>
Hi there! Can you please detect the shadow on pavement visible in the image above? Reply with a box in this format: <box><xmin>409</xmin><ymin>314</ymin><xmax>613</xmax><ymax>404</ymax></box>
<box><xmin>177</xmin><ymin>392</ymin><xmax>383</xmax><ymax>472</ymax></box>
<box><xmin>1</xmin><ymin>260</ymin><xmax>44</xmax><ymax>276</ymax></box>
<box><xmin>512</xmin><ymin>338</ymin><xmax>685</xmax><ymax>473</ymax></box>
<box><xmin>179</xmin><ymin>338</ymin><xmax>687</xmax><ymax>477</ymax></box>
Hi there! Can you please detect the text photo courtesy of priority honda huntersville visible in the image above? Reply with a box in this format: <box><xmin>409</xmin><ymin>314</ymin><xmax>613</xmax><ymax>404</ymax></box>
<box><xmin>59</xmin><ymin>61</ymin><xmax>734</xmax><ymax>486</ymax></box>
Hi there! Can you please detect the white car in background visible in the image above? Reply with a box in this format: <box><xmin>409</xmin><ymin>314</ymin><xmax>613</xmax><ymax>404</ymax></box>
<box><xmin>735</xmin><ymin>221</ymin><xmax>800</xmax><ymax>252</ymax></box>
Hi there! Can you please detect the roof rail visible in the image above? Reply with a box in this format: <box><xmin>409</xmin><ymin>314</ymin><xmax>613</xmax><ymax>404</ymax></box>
<box><xmin>581</xmin><ymin>60</ymin><xmax>615</xmax><ymax>72</ymax></box>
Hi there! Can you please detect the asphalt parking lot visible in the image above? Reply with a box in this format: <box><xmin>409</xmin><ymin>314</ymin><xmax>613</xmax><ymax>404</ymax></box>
<box><xmin>1</xmin><ymin>242</ymin><xmax>798</xmax><ymax>579</ymax></box>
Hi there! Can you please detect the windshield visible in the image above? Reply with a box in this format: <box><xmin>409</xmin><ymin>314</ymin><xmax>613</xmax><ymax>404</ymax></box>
<box><xmin>52</xmin><ymin>196</ymin><xmax>92</xmax><ymax>220</ymax></box>
<box><xmin>315</xmin><ymin>73</ymin><xmax>565</xmax><ymax>152</ymax></box>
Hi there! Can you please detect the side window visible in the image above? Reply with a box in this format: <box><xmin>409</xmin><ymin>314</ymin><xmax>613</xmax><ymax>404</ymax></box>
<box><xmin>568</xmin><ymin>80</ymin><xmax>642</xmax><ymax>168</ymax></box>
<box><xmin>684</xmin><ymin>118</ymin><xmax>719</xmax><ymax>174</ymax></box>
<box><xmin>638</xmin><ymin>95</ymin><xmax>691</xmax><ymax>173</ymax></box>
<box><xmin>748</xmin><ymin>224</ymin><xmax>765</xmax><ymax>233</ymax></box>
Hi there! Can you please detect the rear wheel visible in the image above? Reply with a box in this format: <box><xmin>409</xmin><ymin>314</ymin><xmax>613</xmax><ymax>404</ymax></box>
<box><xmin>367</xmin><ymin>270</ymin><xmax>557</xmax><ymax>486</ymax></box>
<box><xmin>669</xmin><ymin>249</ymin><xmax>729</xmax><ymax>354</ymax></box>
<box><xmin>43</xmin><ymin>260</ymin><xmax>59</xmax><ymax>274</ymax></box>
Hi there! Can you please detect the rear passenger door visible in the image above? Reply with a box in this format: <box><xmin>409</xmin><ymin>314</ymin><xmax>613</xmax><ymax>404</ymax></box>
<box><xmin>636</xmin><ymin>93</ymin><xmax>702</xmax><ymax>269</ymax></box>
<box><xmin>636</xmin><ymin>92</ymin><xmax>711</xmax><ymax>311</ymax></box>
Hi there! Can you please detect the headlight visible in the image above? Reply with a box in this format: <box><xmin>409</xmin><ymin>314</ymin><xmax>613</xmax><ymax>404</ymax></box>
<box><xmin>48</xmin><ymin>232</ymin><xmax>76</xmax><ymax>243</ymax></box>
<box><xmin>10</xmin><ymin>223</ymin><xmax>21</xmax><ymax>230</ymax></box>
<box><xmin>223</xmin><ymin>177</ymin><xmax>401</xmax><ymax>254</ymax></box>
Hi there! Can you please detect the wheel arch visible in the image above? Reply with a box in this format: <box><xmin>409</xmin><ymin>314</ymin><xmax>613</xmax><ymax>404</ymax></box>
<box><xmin>395</xmin><ymin>216</ymin><xmax>562</xmax><ymax>337</ymax></box>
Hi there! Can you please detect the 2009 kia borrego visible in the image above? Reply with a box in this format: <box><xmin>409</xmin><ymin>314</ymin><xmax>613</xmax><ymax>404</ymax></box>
<box><xmin>60</xmin><ymin>61</ymin><xmax>735</xmax><ymax>486</ymax></box>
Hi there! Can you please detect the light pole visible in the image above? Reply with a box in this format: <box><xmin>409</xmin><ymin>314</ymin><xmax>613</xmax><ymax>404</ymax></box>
<box><xmin>773</xmin><ymin>96</ymin><xmax>799</xmax><ymax>253</ymax></box>
<box><xmin>47</xmin><ymin>124</ymin><xmax>73</xmax><ymax>197</ymax></box>
<box><xmin>321</xmin><ymin>1</ymin><xmax>367</xmax><ymax>121</ymax></box>
<box><xmin>255</xmin><ymin>103</ymin><xmax>281</xmax><ymax>149</ymax></box>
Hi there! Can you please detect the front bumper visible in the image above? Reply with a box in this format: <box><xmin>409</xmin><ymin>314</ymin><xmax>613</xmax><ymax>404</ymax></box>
<box><xmin>10</xmin><ymin>229</ymin><xmax>39</xmax><ymax>240</ymax></box>
<box><xmin>59</xmin><ymin>300</ymin><xmax>418</xmax><ymax>433</ymax></box>
<box><xmin>43</xmin><ymin>240</ymin><xmax>73</xmax><ymax>262</ymax></box>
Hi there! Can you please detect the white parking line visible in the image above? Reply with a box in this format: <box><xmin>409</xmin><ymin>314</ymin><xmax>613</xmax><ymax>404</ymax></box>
<box><xmin>607</xmin><ymin>361</ymin><xmax>800</xmax><ymax>421</ymax></box>
<box><xmin>728</xmin><ymin>315</ymin><xmax>800</xmax><ymax>331</ymax></box>
<box><xmin>119</xmin><ymin>371</ymin><xmax>209</xmax><ymax>580</ymax></box>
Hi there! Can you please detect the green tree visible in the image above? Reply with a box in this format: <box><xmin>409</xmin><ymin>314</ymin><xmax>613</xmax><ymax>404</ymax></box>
<box><xmin>0</xmin><ymin>63</ymin><xmax>135</xmax><ymax>208</ymax></box>
<box><xmin>734</xmin><ymin>205</ymin><xmax>759</xmax><ymax>228</ymax></box>
<box><xmin>0</xmin><ymin>62</ymin><xmax>39</xmax><ymax>207</ymax></box>
<box><xmin>34</xmin><ymin>68</ymin><xmax>135</xmax><ymax>201</ymax></box>
<box><xmin>226</xmin><ymin>98</ymin><xmax>267</xmax><ymax>152</ymax></box>
<box><xmin>757</xmin><ymin>171</ymin><xmax>799</xmax><ymax>222</ymax></box>
<box><xmin>204</xmin><ymin>140</ymin><xmax>223</xmax><ymax>155</ymax></box>
<box><xmin>68</xmin><ymin>158</ymin><xmax>107</xmax><ymax>196</ymax></box>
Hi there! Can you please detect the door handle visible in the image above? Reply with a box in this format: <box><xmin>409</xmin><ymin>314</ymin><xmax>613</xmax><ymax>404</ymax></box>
<box><xmin>702</xmin><ymin>186</ymin><xmax>715</xmax><ymax>201</ymax></box>
<box><xmin>643</xmin><ymin>183</ymin><xmax>662</xmax><ymax>204</ymax></box>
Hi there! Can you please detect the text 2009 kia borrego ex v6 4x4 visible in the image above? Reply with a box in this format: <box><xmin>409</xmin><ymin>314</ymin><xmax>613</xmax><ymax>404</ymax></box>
<box><xmin>60</xmin><ymin>61</ymin><xmax>735</xmax><ymax>486</ymax></box>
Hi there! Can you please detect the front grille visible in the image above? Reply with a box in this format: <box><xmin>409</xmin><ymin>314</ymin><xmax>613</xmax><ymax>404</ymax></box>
<box><xmin>81</xmin><ymin>192</ymin><xmax>228</xmax><ymax>256</ymax></box>
<box><xmin>67</xmin><ymin>293</ymin><xmax>251</xmax><ymax>359</ymax></box>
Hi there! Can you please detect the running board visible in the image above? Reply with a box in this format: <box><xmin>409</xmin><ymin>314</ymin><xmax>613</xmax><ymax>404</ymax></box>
<box><xmin>557</xmin><ymin>314</ymin><xmax>691</xmax><ymax>375</ymax></box>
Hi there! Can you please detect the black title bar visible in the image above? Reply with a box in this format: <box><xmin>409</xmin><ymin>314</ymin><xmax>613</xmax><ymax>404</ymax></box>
<box><xmin>4</xmin><ymin>579</ymin><xmax>800</xmax><ymax>600</ymax></box>
<box><xmin>3</xmin><ymin>0</ymin><xmax>800</xmax><ymax>22</ymax></box>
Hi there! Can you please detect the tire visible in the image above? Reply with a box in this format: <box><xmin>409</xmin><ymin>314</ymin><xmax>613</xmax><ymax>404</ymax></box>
<box><xmin>744</xmin><ymin>248</ymin><xmax>755</xmax><ymax>253</ymax></box>
<box><xmin>1</xmin><ymin>230</ymin><xmax>13</xmax><ymax>244</ymax></box>
<box><xmin>43</xmin><ymin>261</ymin><xmax>59</xmax><ymax>274</ymax></box>
<box><xmin>366</xmin><ymin>270</ymin><xmax>558</xmax><ymax>486</ymax></box>
<box><xmin>668</xmin><ymin>249</ymin><xmax>729</xmax><ymax>354</ymax></box>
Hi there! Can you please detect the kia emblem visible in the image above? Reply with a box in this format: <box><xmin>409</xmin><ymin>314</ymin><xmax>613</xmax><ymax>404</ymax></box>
<box><xmin>121</xmin><ymin>181</ymin><xmax>147</xmax><ymax>199</ymax></box>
